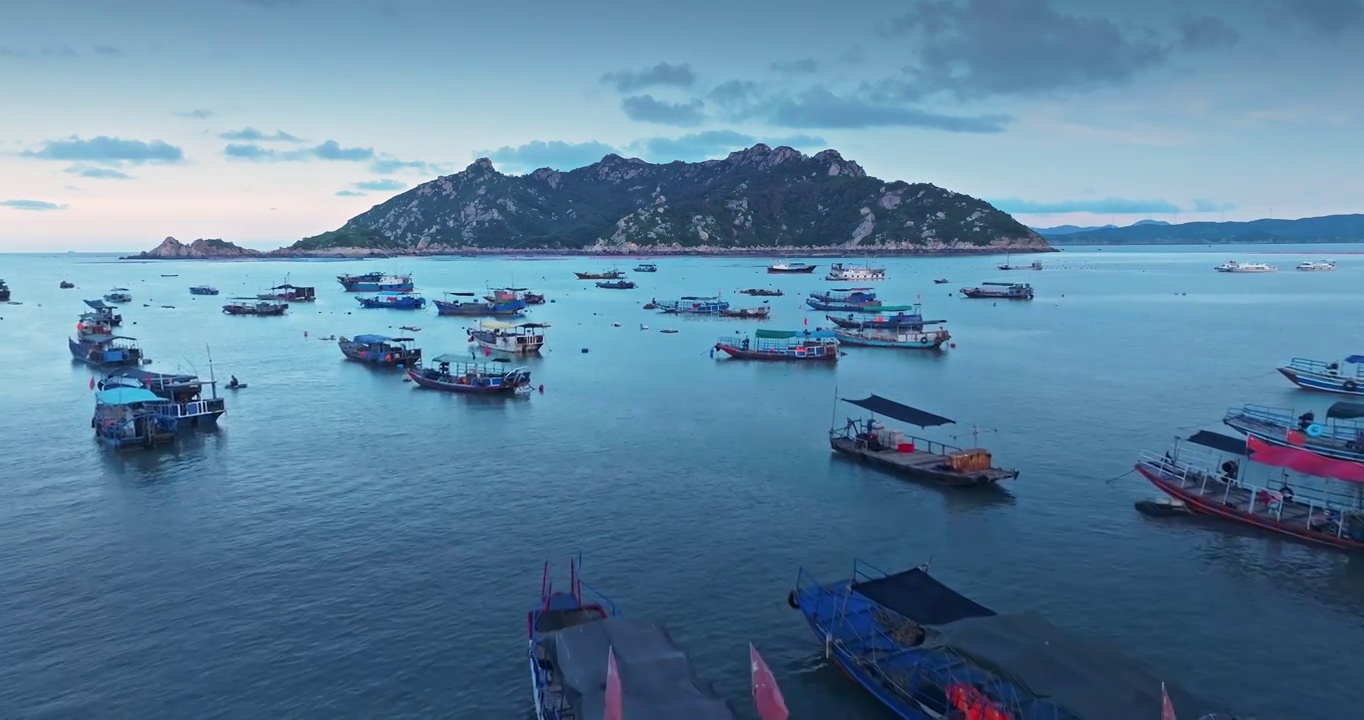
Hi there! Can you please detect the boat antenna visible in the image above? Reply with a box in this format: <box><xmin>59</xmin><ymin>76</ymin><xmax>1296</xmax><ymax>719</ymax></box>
<box><xmin>829</xmin><ymin>385</ymin><xmax>839</xmax><ymax>431</ymax></box>
<box><xmin>205</xmin><ymin>343</ymin><xmax>218</xmax><ymax>399</ymax></box>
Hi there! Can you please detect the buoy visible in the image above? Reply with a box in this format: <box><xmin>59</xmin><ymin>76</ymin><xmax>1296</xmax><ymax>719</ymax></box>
<box><xmin>304</xmin><ymin>330</ymin><xmax>309</xmax><ymax>337</ymax></box>
<box><xmin>949</xmin><ymin>342</ymin><xmax>957</xmax><ymax>348</ymax></box>
<box><xmin>1306</xmin><ymin>423</ymin><xmax>1326</xmax><ymax>438</ymax></box>
<box><xmin>538</xmin><ymin>384</ymin><xmax>545</xmax><ymax>393</ymax></box>
<box><xmin>581</xmin><ymin>348</ymin><xmax>589</xmax><ymax>353</ymax></box>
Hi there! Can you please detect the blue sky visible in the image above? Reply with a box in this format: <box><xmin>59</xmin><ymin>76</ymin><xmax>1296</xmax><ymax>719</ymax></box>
<box><xmin>2</xmin><ymin>0</ymin><xmax>1362</xmax><ymax>250</ymax></box>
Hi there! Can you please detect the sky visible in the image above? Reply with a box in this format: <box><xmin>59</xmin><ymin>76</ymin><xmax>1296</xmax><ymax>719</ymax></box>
<box><xmin>2</xmin><ymin>0</ymin><xmax>1362</xmax><ymax>250</ymax></box>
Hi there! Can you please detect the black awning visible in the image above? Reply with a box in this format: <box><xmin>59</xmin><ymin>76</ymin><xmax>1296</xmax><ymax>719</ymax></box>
<box><xmin>1327</xmin><ymin>402</ymin><xmax>1364</xmax><ymax>420</ymax></box>
<box><xmin>853</xmin><ymin>567</ymin><xmax>995</xmax><ymax>625</ymax></box>
<box><xmin>1186</xmin><ymin>430</ymin><xmax>1246</xmax><ymax>456</ymax></box>
<box><xmin>842</xmin><ymin>395</ymin><xmax>953</xmax><ymax>427</ymax></box>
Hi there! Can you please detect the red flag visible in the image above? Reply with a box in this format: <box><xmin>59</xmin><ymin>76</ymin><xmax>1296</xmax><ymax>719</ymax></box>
<box><xmin>803</xmin><ymin>317</ymin><xmax>808</xmax><ymax>325</ymax></box>
<box><xmin>88</xmin><ymin>376</ymin><xmax>96</xmax><ymax>390</ymax></box>
<box><xmin>604</xmin><ymin>646</ymin><xmax>623</xmax><ymax>720</ymax></box>
<box><xmin>1161</xmin><ymin>681</ymin><xmax>1176</xmax><ymax>720</ymax></box>
<box><xmin>1247</xmin><ymin>435</ymin><xmax>1364</xmax><ymax>483</ymax></box>
<box><xmin>750</xmin><ymin>643</ymin><xmax>789</xmax><ymax>720</ymax></box>
<box><xmin>483</xmin><ymin>346</ymin><xmax>491</xmax><ymax>357</ymax></box>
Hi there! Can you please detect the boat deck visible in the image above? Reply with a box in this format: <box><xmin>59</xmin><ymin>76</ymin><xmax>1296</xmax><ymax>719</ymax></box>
<box><xmin>831</xmin><ymin>437</ymin><xmax>1017</xmax><ymax>486</ymax></box>
<box><xmin>1226</xmin><ymin>410</ymin><xmax>1363</xmax><ymax>456</ymax></box>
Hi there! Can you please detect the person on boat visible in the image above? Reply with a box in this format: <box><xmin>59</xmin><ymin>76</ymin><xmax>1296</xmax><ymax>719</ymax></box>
<box><xmin>1220</xmin><ymin>459</ymin><xmax>1239</xmax><ymax>482</ymax></box>
<box><xmin>1280</xmin><ymin>484</ymin><xmax>1295</xmax><ymax>501</ymax></box>
<box><xmin>1298</xmin><ymin>411</ymin><xmax>1316</xmax><ymax>430</ymax></box>
<box><xmin>228</xmin><ymin>375</ymin><xmax>240</xmax><ymax>389</ymax></box>
<box><xmin>741</xmin><ymin>338</ymin><xmax>751</xmax><ymax>350</ymax></box>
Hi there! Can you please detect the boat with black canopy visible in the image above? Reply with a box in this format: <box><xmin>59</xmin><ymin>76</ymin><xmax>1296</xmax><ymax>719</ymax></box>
<box><xmin>82</xmin><ymin>298</ymin><xmax>122</xmax><ymax>326</ymax></box>
<box><xmin>960</xmin><ymin>282</ymin><xmax>1034</xmax><ymax>300</ymax></box>
<box><xmin>338</xmin><ymin>334</ymin><xmax>422</xmax><ymax>366</ymax></box>
<box><xmin>468</xmin><ymin>321</ymin><xmax>546</xmax><ymax>355</ymax></box>
<box><xmin>407</xmin><ymin>355</ymin><xmax>532</xmax><ymax>394</ymax></box>
<box><xmin>98</xmin><ymin>368</ymin><xmax>226</xmax><ymax>428</ymax></box>
<box><xmin>1134</xmin><ymin>425</ymin><xmax>1364</xmax><ymax>551</ymax></box>
<box><xmin>1223</xmin><ymin>403</ymin><xmax>1364</xmax><ymax>464</ymax></box>
<box><xmin>787</xmin><ymin>558</ymin><xmax>1240</xmax><ymax>720</ymax></box>
<box><xmin>91</xmin><ymin>387</ymin><xmax>179</xmax><ymax>450</ymax></box>
<box><xmin>222</xmin><ymin>298</ymin><xmax>288</xmax><ymax>315</ymax></box>
<box><xmin>258</xmin><ymin>282</ymin><xmax>315</xmax><ymax>302</ymax></box>
<box><xmin>740</xmin><ymin>288</ymin><xmax>783</xmax><ymax>297</ymax></box>
<box><xmin>715</xmin><ymin>329</ymin><xmax>839</xmax><ymax>361</ymax></box>
<box><xmin>829</xmin><ymin>395</ymin><xmax>1017</xmax><ymax>487</ymax></box>
<box><xmin>434</xmin><ymin>292</ymin><xmax>525</xmax><ymax>317</ymax></box>
<box><xmin>1278</xmin><ymin>355</ymin><xmax>1364</xmax><ymax>396</ymax></box>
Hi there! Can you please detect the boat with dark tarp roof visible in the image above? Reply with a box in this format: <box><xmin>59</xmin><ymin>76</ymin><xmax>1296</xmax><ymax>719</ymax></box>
<box><xmin>789</xmin><ymin>559</ymin><xmax>1240</xmax><ymax>720</ymax></box>
<box><xmin>338</xmin><ymin>334</ymin><xmax>422</xmax><ymax>366</ymax></box>
<box><xmin>82</xmin><ymin>298</ymin><xmax>122</xmax><ymax>326</ymax></box>
<box><xmin>829</xmin><ymin>395</ymin><xmax>1017</xmax><ymax>487</ymax></box>
<box><xmin>715</xmin><ymin>329</ymin><xmax>839</xmax><ymax>361</ymax></box>
<box><xmin>99</xmin><ymin>368</ymin><xmax>225</xmax><ymax>428</ymax></box>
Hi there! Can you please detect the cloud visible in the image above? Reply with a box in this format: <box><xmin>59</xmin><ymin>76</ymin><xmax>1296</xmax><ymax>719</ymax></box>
<box><xmin>232</xmin><ymin>0</ymin><xmax>311</xmax><ymax>5</ymax></box>
<box><xmin>64</xmin><ymin>165</ymin><xmax>132</xmax><ymax>180</ymax></box>
<box><xmin>600</xmin><ymin>62</ymin><xmax>696</xmax><ymax>92</ymax></box>
<box><xmin>620</xmin><ymin>95</ymin><xmax>706</xmax><ymax>126</ymax></box>
<box><xmin>1269</xmin><ymin>0</ymin><xmax>1364</xmax><ymax>37</ymax></box>
<box><xmin>770</xmin><ymin>58</ymin><xmax>819</xmax><ymax>75</ymax></box>
<box><xmin>2</xmin><ymin>199</ymin><xmax>69</xmax><ymax>211</ymax></box>
<box><xmin>353</xmin><ymin>179</ymin><xmax>406</xmax><ymax>191</ymax></box>
<box><xmin>989</xmin><ymin>197</ymin><xmax>1182</xmax><ymax>214</ymax></box>
<box><xmin>1191</xmin><ymin>198</ymin><xmax>1237</xmax><ymax>212</ymax></box>
<box><xmin>175</xmin><ymin>108</ymin><xmax>214</xmax><ymax>119</ymax></box>
<box><xmin>708</xmin><ymin>80</ymin><xmax>1008</xmax><ymax>132</ymax></box>
<box><xmin>335</xmin><ymin>190</ymin><xmax>366</xmax><ymax>197</ymax></box>
<box><xmin>93</xmin><ymin>45</ymin><xmax>123</xmax><ymax>56</ymax></box>
<box><xmin>480</xmin><ymin>140</ymin><xmax>618</xmax><ymax>171</ymax></box>
<box><xmin>0</xmin><ymin>46</ymin><xmax>79</xmax><ymax>59</ymax></box>
<box><xmin>839</xmin><ymin>46</ymin><xmax>866</xmax><ymax>64</ymax></box>
<box><xmin>370</xmin><ymin>157</ymin><xmax>446</xmax><ymax>175</ymax></box>
<box><xmin>628</xmin><ymin>131</ymin><xmax>826</xmax><ymax>162</ymax></box>
<box><xmin>223</xmin><ymin>139</ymin><xmax>374</xmax><ymax>162</ymax></box>
<box><xmin>1176</xmin><ymin>16</ymin><xmax>1241</xmax><ymax>51</ymax></box>
<box><xmin>219</xmin><ymin>127</ymin><xmax>302</xmax><ymax>142</ymax></box>
<box><xmin>22</xmin><ymin>136</ymin><xmax>183</xmax><ymax>166</ymax></box>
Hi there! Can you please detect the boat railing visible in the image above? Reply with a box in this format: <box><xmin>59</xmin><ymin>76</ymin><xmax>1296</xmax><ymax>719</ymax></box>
<box><xmin>1285</xmin><ymin>357</ymin><xmax>1363</xmax><ymax>378</ymax></box>
<box><xmin>1231</xmin><ymin>404</ymin><xmax>1363</xmax><ymax>438</ymax></box>
<box><xmin>152</xmin><ymin>397</ymin><xmax>226</xmax><ymax>419</ymax></box>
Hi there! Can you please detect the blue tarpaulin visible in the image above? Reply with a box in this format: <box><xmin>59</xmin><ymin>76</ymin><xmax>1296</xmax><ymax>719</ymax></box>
<box><xmin>95</xmin><ymin>388</ymin><xmax>163</xmax><ymax>405</ymax></box>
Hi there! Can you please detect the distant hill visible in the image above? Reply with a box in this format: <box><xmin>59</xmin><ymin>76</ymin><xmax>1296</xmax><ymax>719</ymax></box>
<box><xmin>122</xmin><ymin>237</ymin><xmax>262</xmax><ymax>259</ymax></box>
<box><xmin>1032</xmin><ymin>219</ymin><xmax>1168</xmax><ymax>235</ymax></box>
<box><xmin>1043</xmin><ymin>214</ymin><xmax>1364</xmax><ymax>244</ymax></box>
<box><xmin>277</xmin><ymin>144</ymin><xmax>1051</xmax><ymax>256</ymax></box>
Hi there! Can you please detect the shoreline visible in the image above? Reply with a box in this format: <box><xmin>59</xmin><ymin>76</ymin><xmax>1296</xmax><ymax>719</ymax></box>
<box><xmin>119</xmin><ymin>246</ymin><xmax>1059</xmax><ymax>261</ymax></box>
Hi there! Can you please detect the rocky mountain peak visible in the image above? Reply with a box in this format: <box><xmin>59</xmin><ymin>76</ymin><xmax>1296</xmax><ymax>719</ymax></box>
<box><xmin>466</xmin><ymin>157</ymin><xmax>497</xmax><ymax>173</ymax></box>
<box><xmin>813</xmin><ymin>149</ymin><xmax>866</xmax><ymax>178</ymax></box>
<box><xmin>127</xmin><ymin>236</ymin><xmax>260</xmax><ymax>259</ymax></box>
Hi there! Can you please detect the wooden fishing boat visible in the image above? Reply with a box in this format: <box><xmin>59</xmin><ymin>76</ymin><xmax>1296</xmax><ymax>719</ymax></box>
<box><xmin>99</xmin><ymin>368</ymin><xmax>226</xmax><ymax>428</ymax></box>
<box><xmin>337</xmin><ymin>272</ymin><xmax>414</xmax><ymax>292</ymax></box>
<box><xmin>468</xmin><ymin>321</ymin><xmax>546</xmax><ymax>355</ymax></box>
<box><xmin>1223</xmin><ymin>403</ymin><xmax>1364</xmax><ymax>464</ymax></box>
<box><xmin>960</xmin><ymin>282</ymin><xmax>1033</xmax><ymax>300</ymax></box>
<box><xmin>574</xmin><ymin>270</ymin><xmax>624</xmax><ymax>280</ymax></box>
<box><xmin>834</xmin><ymin>326</ymin><xmax>950</xmax><ymax>350</ymax></box>
<box><xmin>0</xmin><ymin>279</ymin><xmax>9</xmax><ymax>301</ymax></box>
<box><xmin>1278</xmin><ymin>356</ymin><xmax>1364</xmax><ymax>396</ymax></box>
<box><xmin>826</xmin><ymin>262</ymin><xmax>886</xmax><ymax>281</ymax></box>
<box><xmin>485</xmin><ymin>287</ymin><xmax>544</xmax><ymax>305</ymax></box>
<box><xmin>655</xmin><ymin>296</ymin><xmax>728</xmax><ymax>313</ymax></box>
<box><xmin>739</xmin><ymin>288</ymin><xmax>783</xmax><ymax>296</ymax></box>
<box><xmin>60</xmin><ymin>281</ymin><xmax>75</xmax><ymax>289</ymax></box>
<box><xmin>222</xmin><ymin>298</ymin><xmax>288</xmax><ymax>315</ymax></box>
<box><xmin>83</xmin><ymin>299</ymin><xmax>122</xmax><ymax>326</ymax></box>
<box><xmin>103</xmin><ymin>287</ymin><xmax>132</xmax><ymax>303</ymax></box>
<box><xmin>407</xmin><ymin>356</ymin><xmax>532</xmax><ymax>394</ymax></box>
<box><xmin>933</xmin><ymin>278</ymin><xmax>949</xmax><ymax>284</ymax></box>
<box><xmin>1135</xmin><ymin>429</ymin><xmax>1364</xmax><ymax>551</ymax></box>
<box><xmin>717</xmin><ymin>306</ymin><xmax>770</xmax><ymax>319</ymax></box>
<box><xmin>829</xmin><ymin>394</ymin><xmax>1017</xmax><ymax>487</ymax></box>
<box><xmin>805</xmin><ymin>288</ymin><xmax>880</xmax><ymax>311</ymax></box>
<box><xmin>715</xmin><ymin>329</ymin><xmax>838</xmax><ymax>361</ymax></box>
<box><xmin>435</xmin><ymin>291</ymin><xmax>525</xmax><ymax>316</ymax></box>
<box><xmin>258</xmin><ymin>282</ymin><xmax>316</xmax><ymax>302</ymax></box>
<box><xmin>356</xmin><ymin>292</ymin><xmax>426</xmax><ymax>310</ymax></box>
<box><xmin>91</xmin><ymin>387</ymin><xmax>178</xmax><ymax>450</ymax></box>
<box><xmin>189</xmin><ymin>285</ymin><xmax>219</xmax><ymax>296</ymax></box>
<box><xmin>338</xmin><ymin>334</ymin><xmax>422</xmax><ymax>366</ymax></box>
<box><xmin>766</xmin><ymin>262</ymin><xmax>817</xmax><ymax>274</ymax></box>
<box><xmin>596</xmin><ymin>280</ymin><xmax>636</xmax><ymax>290</ymax></box>
<box><xmin>826</xmin><ymin>305</ymin><xmax>937</xmax><ymax>330</ymax></box>
<box><xmin>632</xmin><ymin>263</ymin><xmax>657</xmax><ymax>272</ymax></box>
<box><xmin>788</xmin><ymin>559</ymin><xmax>1238</xmax><ymax>720</ymax></box>
<box><xmin>70</xmin><ymin>313</ymin><xmax>146</xmax><ymax>366</ymax></box>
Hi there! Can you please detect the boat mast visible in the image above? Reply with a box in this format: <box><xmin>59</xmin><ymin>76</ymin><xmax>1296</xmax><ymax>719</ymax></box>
<box><xmin>205</xmin><ymin>343</ymin><xmax>218</xmax><ymax>399</ymax></box>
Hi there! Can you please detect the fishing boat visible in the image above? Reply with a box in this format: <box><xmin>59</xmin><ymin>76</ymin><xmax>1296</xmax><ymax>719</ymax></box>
<box><xmin>1134</xmin><ymin>496</ymin><xmax>1190</xmax><ymax>517</ymax></box>
<box><xmin>189</xmin><ymin>285</ymin><xmax>219</xmax><ymax>296</ymax></box>
<box><xmin>222</xmin><ymin>298</ymin><xmax>288</xmax><ymax>315</ymax></box>
<box><xmin>338</xmin><ymin>334</ymin><xmax>422</xmax><ymax>366</ymax></box>
<box><xmin>826</xmin><ymin>262</ymin><xmax>886</xmax><ymax>281</ymax></box>
<box><xmin>574</xmin><ymin>270</ymin><xmax>624</xmax><ymax>280</ymax></box>
<box><xmin>1297</xmin><ymin>260</ymin><xmax>1337</xmax><ymax>271</ymax></box>
<box><xmin>633</xmin><ymin>263</ymin><xmax>657</xmax><ymax>272</ymax></box>
<box><xmin>1214</xmin><ymin>260</ymin><xmax>1277</xmax><ymax>273</ymax></box>
<box><xmin>82</xmin><ymin>299</ymin><xmax>122</xmax><ymax>326</ymax></box>
<box><xmin>766</xmin><ymin>262</ymin><xmax>817</xmax><ymax>274</ymax></box>
<box><xmin>528</xmin><ymin>558</ymin><xmax>741</xmax><ymax>720</ymax></box>
<box><xmin>933</xmin><ymin>278</ymin><xmax>949</xmax><ymax>284</ymax></box>
<box><xmin>788</xmin><ymin>559</ymin><xmax>1238</xmax><ymax>720</ymax></box>
<box><xmin>1223</xmin><ymin>403</ymin><xmax>1364</xmax><ymax>464</ymax></box>
<box><xmin>98</xmin><ymin>368</ymin><xmax>226</xmax><ymax>428</ymax></box>
<box><xmin>356</xmin><ymin>292</ymin><xmax>427</xmax><ymax>310</ymax></box>
<box><xmin>1278</xmin><ymin>355</ymin><xmax>1364</xmax><ymax>396</ymax></box>
<box><xmin>337</xmin><ymin>272</ymin><xmax>414</xmax><ymax>292</ymax></box>
<box><xmin>91</xmin><ymin>388</ymin><xmax>179</xmax><ymax>450</ymax></box>
<box><xmin>959</xmin><ymin>282</ymin><xmax>1034</xmax><ymax>300</ymax></box>
<box><xmin>1135</xmin><ymin>428</ymin><xmax>1364</xmax><ymax>551</ymax></box>
<box><xmin>468</xmin><ymin>321</ymin><xmax>547</xmax><ymax>354</ymax></box>
<box><xmin>258</xmin><ymin>282</ymin><xmax>316</xmax><ymax>302</ymax></box>
<box><xmin>740</xmin><ymin>288</ymin><xmax>783</xmax><ymax>296</ymax></box>
<box><xmin>70</xmin><ymin>315</ymin><xmax>146</xmax><ymax>366</ymax></box>
<box><xmin>0</xmin><ymin>279</ymin><xmax>9</xmax><ymax>301</ymax></box>
<box><xmin>654</xmin><ymin>296</ymin><xmax>729</xmax><ymax>313</ymax></box>
<box><xmin>717</xmin><ymin>306</ymin><xmax>770</xmax><ymax>319</ymax></box>
<box><xmin>596</xmin><ymin>280</ymin><xmax>636</xmax><ymax>290</ymax></box>
<box><xmin>834</xmin><ymin>325</ymin><xmax>950</xmax><ymax>350</ymax></box>
<box><xmin>997</xmin><ymin>255</ymin><xmax>1043</xmax><ymax>271</ymax></box>
<box><xmin>60</xmin><ymin>281</ymin><xmax>75</xmax><ymax>289</ymax></box>
<box><xmin>805</xmin><ymin>288</ymin><xmax>881</xmax><ymax>312</ymax></box>
<box><xmin>715</xmin><ymin>329</ymin><xmax>839</xmax><ymax>361</ymax></box>
<box><xmin>826</xmin><ymin>309</ymin><xmax>931</xmax><ymax>330</ymax></box>
<box><xmin>408</xmin><ymin>356</ymin><xmax>532</xmax><ymax>394</ymax></box>
<box><xmin>103</xmin><ymin>287</ymin><xmax>133</xmax><ymax>303</ymax></box>
<box><xmin>485</xmin><ymin>287</ymin><xmax>544</xmax><ymax>306</ymax></box>
<box><xmin>830</xmin><ymin>395</ymin><xmax>1018</xmax><ymax>487</ymax></box>
<box><xmin>434</xmin><ymin>292</ymin><xmax>526</xmax><ymax>317</ymax></box>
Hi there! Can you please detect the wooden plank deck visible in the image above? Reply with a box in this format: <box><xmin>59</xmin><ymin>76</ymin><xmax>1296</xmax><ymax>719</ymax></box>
<box><xmin>832</xmin><ymin>438</ymin><xmax>1017</xmax><ymax>486</ymax></box>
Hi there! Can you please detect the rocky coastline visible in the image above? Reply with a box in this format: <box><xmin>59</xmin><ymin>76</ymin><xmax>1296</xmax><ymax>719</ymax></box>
<box><xmin>123</xmin><ymin>242</ymin><xmax>1055</xmax><ymax>260</ymax></box>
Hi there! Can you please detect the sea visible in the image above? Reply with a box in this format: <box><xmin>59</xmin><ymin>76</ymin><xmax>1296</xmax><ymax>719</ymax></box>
<box><xmin>1</xmin><ymin>245</ymin><xmax>1361</xmax><ymax>719</ymax></box>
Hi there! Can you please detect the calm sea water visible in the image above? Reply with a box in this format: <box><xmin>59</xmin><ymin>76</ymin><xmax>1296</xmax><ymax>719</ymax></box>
<box><xmin>1</xmin><ymin>245</ymin><xmax>1361</xmax><ymax>719</ymax></box>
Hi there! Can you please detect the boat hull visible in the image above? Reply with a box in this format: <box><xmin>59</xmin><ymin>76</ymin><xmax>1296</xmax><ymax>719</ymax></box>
<box><xmin>222</xmin><ymin>305</ymin><xmax>287</xmax><ymax>315</ymax></box>
<box><xmin>826</xmin><ymin>315</ymin><xmax>923</xmax><ymax>330</ymax></box>
<box><xmin>1223</xmin><ymin>412</ymin><xmax>1364</xmax><ymax>463</ymax></box>
<box><xmin>339</xmin><ymin>342</ymin><xmax>421</xmax><ymax>366</ymax></box>
<box><xmin>767</xmin><ymin>265</ymin><xmax>817</xmax><ymax>274</ymax></box>
<box><xmin>1277</xmin><ymin>367</ymin><xmax>1364</xmax><ymax>396</ymax></box>
<box><xmin>960</xmin><ymin>289</ymin><xmax>1032</xmax><ymax>300</ymax></box>
<box><xmin>340</xmin><ymin>281</ymin><xmax>414</xmax><ymax>292</ymax></box>
<box><xmin>357</xmin><ymin>297</ymin><xmax>426</xmax><ymax>310</ymax></box>
<box><xmin>69</xmin><ymin>338</ymin><xmax>144</xmax><ymax>367</ymax></box>
<box><xmin>715</xmin><ymin>343</ymin><xmax>838</xmax><ymax>361</ymax></box>
<box><xmin>407</xmin><ymin>367</ymin><xmax>531</xmax><ymax>394</ymax></box>
<box><xmin>830</xmin><ymin>436</ymin><xmax>1015</xmax><ymax>486</ymax></box>
<box><xmin>434</xmin><ymin>300</ymin><xmax>524</xmax><ymax>316</ymax></box>
<box><xmin>833</xmin><ymin>332</ymin><xmax>948</xmax><ymax>350</ymax></box>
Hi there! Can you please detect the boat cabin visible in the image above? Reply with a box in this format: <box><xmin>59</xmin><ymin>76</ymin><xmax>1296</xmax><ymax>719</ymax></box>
<box><xmin>468</xmin><ymin>321</ymin><xmax>547</xmax><ymax>354</ymax></box>
<box><xmin>99</xmin><ymin>368</ymin><xmax>226</xmax><ymax>427</ymax></box>
<box><xmin>92</xmin><ymin>387</ymin><xmax>178</xmax><ymax>449</ymax></box>
<box><xmin>338</xmin><ymin>334</ymin><xmax>422</xmax><ymax>365</ymax></box>
<box><xmin>1279</xmin><ymin>355</ymin><xmax>1364</xmax><ymax>396</ymax></box>
<box><xmin>959</xmin><ymin>282</ymin><xmax>1034</xmax><ymax>300</ymax></box>
<box><xmin>259</xmin><ymin>283</ymin><xmax>316</xmax><ymax>302</ymax></box>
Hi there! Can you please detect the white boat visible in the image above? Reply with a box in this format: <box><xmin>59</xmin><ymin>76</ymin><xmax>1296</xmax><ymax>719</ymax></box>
<box><xmin>1214</xmin><ymin>260</ymin><xmax>1277</xmax><ymax>273</ymax></box>
<box><xmin>826</xmin><ymin>263</ymin><xmax>886</xmax><ymax>281</ymax></box>
<box><xmin>468</xmin><ymin>321</ymin><xmax>547</xmax><ymax>355</ymax></box>
<box><xmin>766</xmin><ymin>262</ymin><xmax>817</xmax><ymax>274</ymax></box>
<box><xmin>103</xmin><ymin>288</ymin><xmax>133</xmax><ymax>303</ymax></box>
<box><xmin>1296</xmin><ymin>260</ymin><xmax>1337</xmax><ymax>271</ymax></box>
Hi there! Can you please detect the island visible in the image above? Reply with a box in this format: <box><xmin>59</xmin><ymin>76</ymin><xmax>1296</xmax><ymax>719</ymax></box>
<box><xmin>122</xmin><ymin>237</ymin><xmax>262</xmax><ymax>260</ymax></box>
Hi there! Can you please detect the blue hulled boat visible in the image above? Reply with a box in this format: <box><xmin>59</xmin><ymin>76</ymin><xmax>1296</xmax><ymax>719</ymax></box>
<box><xmin>70</xmin><ymin>316</ymin><xmax>146</xmax><ymax>367</ymax></box>
<box><xmin>99</xmin><ymin>368</ymin><xmax>225</xmax><ymax>428</ymax></box>
<box><xmin>596</xmin><ymin>280</ymin><xmax>636</xmax><ymax>290</ymax></box>
<box><xmin>337</xmin><ymin>272</ymin><xmax>414</xmax><ymax>293</ymax></box>
<box><xmin>357</xmin><ymin>292</ymin><xmax>426</xmax><ymax>310</ymax></box>
<box><xmin>0</xmin><ymin>278</ymin><xmax>8</xmax><ymax>301</ymax></box>
<box><xmin>91</xmin><ymin>387</ymin><xmax>178</xmax><ymax>450</ymax></box>
<box><xmin>1278</xmin><ymin>355</ymin><xmax>1364</xmax><ymax>396</ymax></box>
<box><xmin>1223</xmin><ymin>403</ymin><xmax>1364</xmax><ymax>464</ymax></box>
<box><xmin>788</xmin><ymin>560</ymin><xmax>1239</xmax><ymax>720</ymax></box>
<box><xmin>338</xmin><ymin>334</ymin><xmax>422</xmax><ymax>366</ymax></box>
<box><xmin>654</xmin><ymin>296</ymin><xmax>730</xmax><ymax>314</ymax></box>
<box><xmin>82</xmin><ymin>299</ymin><xmax>122</xmax><ymax>326</ymax></box>
<box><xmin>715</xmin><ymin>329</ymin><xmax>839</xmax><ymax>361</ymax></box>
<box><xmin>834</xmin><ymin>326</ymin><xmax>950</xmax><ymax>350</ymax></box>
<box><xmin>434</xmin><ymin>292</ymin><xmax>526</xmax><ymax>317</ymax></box>
<box><xmin>806</xmin><ymin>288</ymin><xmax>881</xmax><ymax>312</ymax></box>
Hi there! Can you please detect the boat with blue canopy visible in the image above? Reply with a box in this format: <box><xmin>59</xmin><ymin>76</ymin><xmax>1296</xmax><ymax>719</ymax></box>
<box><xmin>787</xmin><ymin>559</ymin><xmax>1239</xmax><ymax>720</ymax></box>
<box><xmin>357</xmin><ymin>292</ymin><xmax>427</xmax><ymax>310</ymax></box>
<box><xmin>1278</xmin><ymin>355</ymin><xmax>1364</xmax><ymax>396</ymax></box>
<box><xmin>1223</xmin><ymin>403</ymin><xmax>1364</xmax><ymax>464</ymax></box>
<box><xmin>653</xmin><ymin>296</ymin><xmax>730</xmax><ymax>314</ymax></box>
<box><xmin>91</xmin><ymin>387</ymin><xmax>178</xmax><ymax>450</ymax></box>
<box><xmin>715</xmin><ymin>328</ymin><xmax>839</xmax><ymax>361</ymax></box>
<box><xmin>98</xmin><ymin>368</ymin><xmax>225</xmax><ymax>428</ymax></box>
<box><xmin>407</xmin><ymin>355</ymin><xmax>532</xmax><ymax>394</ymax></box>
<box><xmin>806</xmin><ymin>288</ymin><xmax>880</xmax><ymax>311</ymax></box>
<box><xmin>434</xmin><ymin>292</ymin><xmax>525</xmax><ymax>317</ymax></box>
<box><xmin>337</xmin><ymin>271</ymin><xmax>414</xmax><ymax>293</ymax></box>
<box><xmin>82</xmin><ymin>298</ymin><xmax>122</xmax><ymax>326</ymax></box>
<box><xmin>338</xmin><ymin>334</ymin><xmax>422</xmax><ymax>366</ymax></box>
<box><xmin>834</xmin><ymin>325</ymin><xmax>951</xmax><ymax>350</ymax></box>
